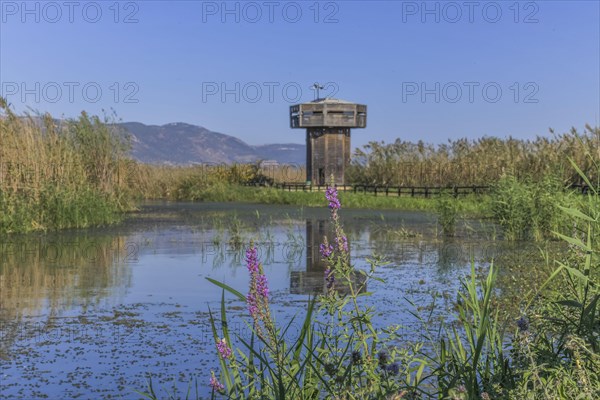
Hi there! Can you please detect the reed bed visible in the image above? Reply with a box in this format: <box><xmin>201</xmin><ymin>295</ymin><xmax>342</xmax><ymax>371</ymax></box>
<box><xmin>0</xmin><ymin>99</ymin><xmax>134</xmax><ymax>233</ymax></box>
<box><xmin>128</xmin><ymin>163</ymin><xmax>306</xmax><ymax>200</ymax></box>
<box><xmin>347</xmin><ymin>126</ymin><xmax>600</xmax><ymax>187</ymax></box>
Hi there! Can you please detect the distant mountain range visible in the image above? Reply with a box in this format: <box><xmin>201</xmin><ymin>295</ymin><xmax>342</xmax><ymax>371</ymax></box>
<box><xmin>118</xmin><ymin>122</ymin><xmax>306</xmax><ymax>165</ymax></box>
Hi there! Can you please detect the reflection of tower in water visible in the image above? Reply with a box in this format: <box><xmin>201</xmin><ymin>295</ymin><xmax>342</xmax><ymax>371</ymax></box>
<box><xmin>306</xmin><ymin>219</ymin><xmax>329</xmax><ymax>272</ymax></box>
<box><xmin>290</xmin><ymin>219</ymin><xmax>366</xmax><ymax>295</ymax></box>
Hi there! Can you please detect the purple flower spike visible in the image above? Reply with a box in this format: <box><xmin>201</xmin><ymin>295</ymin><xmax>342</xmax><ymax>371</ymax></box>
<box><xmin>325</xmin><ymin>186</ymin><xmax>341</xmax><ymax>210</ymax></box>
<box><xmin>209</xmin><ymin>371</ymin><xmax>225</xmax><ymax>392</ymax></box>
<box><xmin>245</xmin><ymin>247</ymin><xmax>259</xmax><ymax>273</ymax></box>
<box><xmin>245</xmin><ymin>244</ymin><xmax>273</xmax><ymax>341</ymax></box>
<box><xmin>216</xmin><ymin>338</ymin><xmax>232</xmax><ymax>359</ymax></box>
<box><xmin>320</xmin><ymin>243</ymin><xmax>334</xmax><ymax>258</ymax></box>
<box><xmin>247</xmin><ymin>293</ymin><xmax>258</xmax><ymax>317</ymax></box>
<box><xmin>256</xmin><ymin>274</ymin><xmax>269</xmax><ymax>298</ymax></box>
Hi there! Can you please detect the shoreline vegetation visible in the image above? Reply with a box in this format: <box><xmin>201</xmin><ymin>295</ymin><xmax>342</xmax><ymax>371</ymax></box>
<box><xmin>1</xmin><ymin>101</ymin><xmax>598</xmax><ymax>238</ymax></box>
<box><xmin>143</xmin><ymin>178</ymin><xmax>599</xmax><ymax>399</ymax></box>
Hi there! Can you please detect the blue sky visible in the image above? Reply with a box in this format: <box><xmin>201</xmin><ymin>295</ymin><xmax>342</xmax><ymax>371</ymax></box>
<box><xmin>1</xmin><ymin>0</ymin><xmax>599</xmax><ymax>148</ymax></box>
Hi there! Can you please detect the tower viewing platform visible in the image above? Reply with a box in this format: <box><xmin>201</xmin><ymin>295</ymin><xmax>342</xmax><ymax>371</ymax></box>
<box><xmin>290</xmin><ymin>98</ymin><xmax>367</xmax><ymax>128</ymax></box>
<box><xmin>289</xmin><ymin>97</ymin><xmax>367</xmax><ymax>185</ymax></box>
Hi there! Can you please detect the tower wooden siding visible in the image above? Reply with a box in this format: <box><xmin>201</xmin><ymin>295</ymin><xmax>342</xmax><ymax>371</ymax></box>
<box><xmin>290</xmin><ymin>99</ymin><xmax>366</xmax><ymax>185</ymax></box>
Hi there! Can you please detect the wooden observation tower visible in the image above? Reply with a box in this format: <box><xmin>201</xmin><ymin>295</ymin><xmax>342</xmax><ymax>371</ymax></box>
<box><xmin>290</xmin><ymin>92</ymin><xmax>366</xmax><ymax>185</ymax></box>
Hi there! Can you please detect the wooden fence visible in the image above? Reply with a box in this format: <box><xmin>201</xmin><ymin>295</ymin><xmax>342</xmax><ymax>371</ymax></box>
<box><xmin>241</xmin><ymin>183</ymin><xmax>596</xmax><ymax>197</ymax></box>
<box><xmin>271</xmin><ymin>183</ymin><xmax>491</xmax><ymax>197</ymax></box>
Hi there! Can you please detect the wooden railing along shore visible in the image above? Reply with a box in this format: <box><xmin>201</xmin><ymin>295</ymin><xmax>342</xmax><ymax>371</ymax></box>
<box><xmin>241</xmin><ymin>182</ymin><xmax>596</xmax><ymax>197</ymax></box>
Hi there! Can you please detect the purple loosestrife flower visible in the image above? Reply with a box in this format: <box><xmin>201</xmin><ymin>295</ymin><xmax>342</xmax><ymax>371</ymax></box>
<box><xmin>246</xmin><ymin>293</ymin><xmax>258</xmax><ymax>317</ymax></box>
<box><xmin>245</xmin><ymin>244</ymin><xmax>274</xmax><ymax>345</ymax></box>
<box><xmin>256</xmin><ymin>274</ymin><xmax>269</xmax><ymax>298</ymax></box>
<box><xmin>325</xmin><ymin>188</ymin><xmax>349</xmax><ymax>258</ymax></box>
<box><xmin>246</xmin><ymin>245</ymin><xmax>268</xmax><ymax>304</ymax></box>
<box><xmin>216</xmin><ymin>338</ymin><xmax>232</xmax><ymax>359</ymax></box>
<box><xmin>320</xmin><ymin>243</ymin><xmax>334</xmax><ymax>258</ymax></box>
<box><xmin>245</xmin><ymin>247</ymin><xmax>259</xmax><ymax>273</ymax></box>
<box><xmin>209</xmin><ymin>371</ymin><xmax>224</xmax><ymax>392</ymax></box>
<box><xmin>325</xmin><ymin>186</ymin><xmax>341</xmax><ymax>211</ymax></box>
<box><xmin>337</xmin><ymin>235</ymin><xmax>348</xmax><ymax>253</ymax></box>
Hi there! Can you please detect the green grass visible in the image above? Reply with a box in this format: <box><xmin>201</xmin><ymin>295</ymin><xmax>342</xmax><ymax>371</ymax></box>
<box><xmin>172</xmin><ymin>183</ymin><xmax>491</xmax><ymax>215</ymax></box>
<box><xmin>0</xmin><ymin>185</ymin><xmax>123</xmax><ymax>233</ymax></box>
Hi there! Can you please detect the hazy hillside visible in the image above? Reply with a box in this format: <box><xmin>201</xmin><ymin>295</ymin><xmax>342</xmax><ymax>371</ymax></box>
<box><xmin>119</xmin><ymin>122</ymin><xmax>305</xmax><ymax>165</ymax></box>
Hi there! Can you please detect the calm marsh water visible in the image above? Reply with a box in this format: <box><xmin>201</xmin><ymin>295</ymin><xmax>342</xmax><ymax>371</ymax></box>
<box><xmin>1</xmin><ymin>201</ymin><xmax>542</xmax><ymax>399</ymax></box>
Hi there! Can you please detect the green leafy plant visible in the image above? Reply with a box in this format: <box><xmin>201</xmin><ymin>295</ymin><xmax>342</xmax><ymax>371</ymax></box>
<box><xmin>435</xmin><ymin>192</ymin><xmax>458</xmax><ymax>237</ymax></box>
<box><xmin>491</xmin><ymin>174</ymin><xmax>568</xmax><ymax>241</ymax></box>
<box><xmin>510</xmin><ymin>157</ymin><xmax>600</xmax><ymax>399</ymax></box>
<box><xmin>428</xmin><ymin>263</ymin><xmax>514</xmax><ymax>399</ymax></box>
